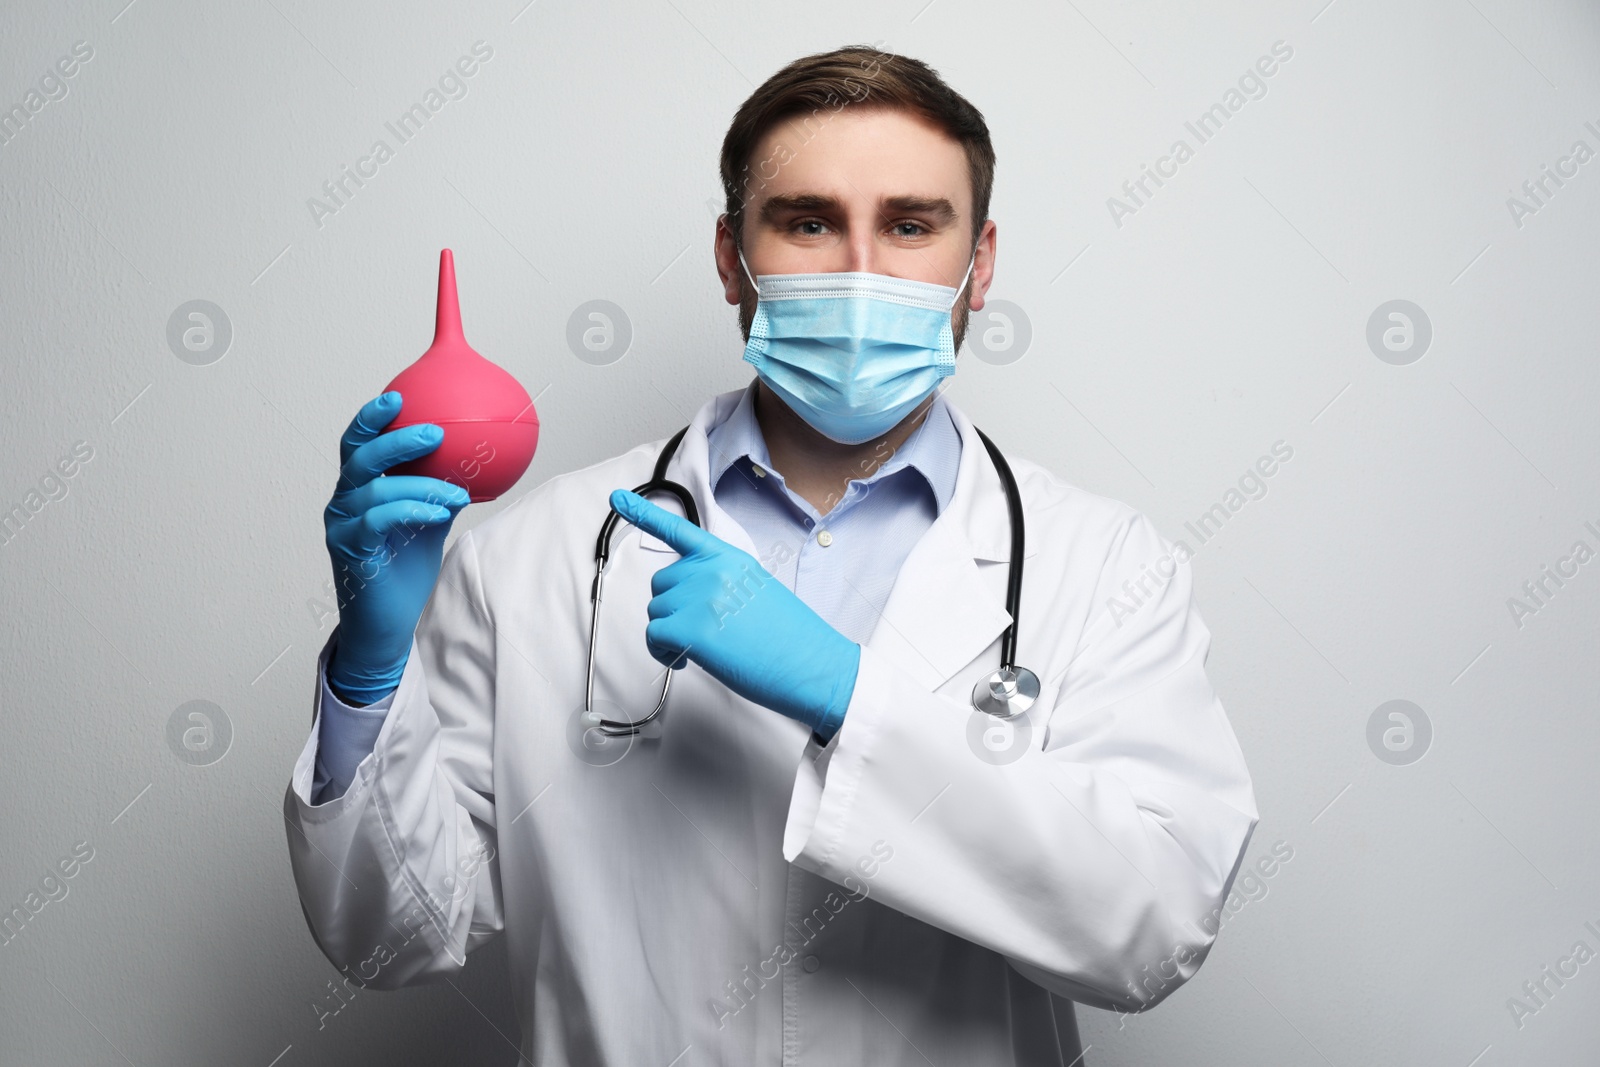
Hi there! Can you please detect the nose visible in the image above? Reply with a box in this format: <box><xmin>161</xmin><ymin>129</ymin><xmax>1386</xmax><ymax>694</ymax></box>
<box><xmin>841</xmin><ymin>206</ymin><xmax>887</xmax><ymax>275</ymax></box>
<box><xmin>843</xmin><ymin>236</ymin><xmax>878</xmax><ymax>276</ymax></box>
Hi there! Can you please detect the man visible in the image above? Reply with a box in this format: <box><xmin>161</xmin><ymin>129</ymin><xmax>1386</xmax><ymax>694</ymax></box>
<box><xmin>287</xmin><ymin>45</ymin><xmax>1258</xmax><ymax>1065</ymax></box>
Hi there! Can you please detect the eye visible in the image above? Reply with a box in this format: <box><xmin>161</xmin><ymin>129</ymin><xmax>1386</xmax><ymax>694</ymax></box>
<box><xmin>793</xmin><ymin>218</ymin><xmax>832</xmax><ymax>237</ymax></box>
<box><xmin>890</xmin><ymin>220</ymin><xmax>928</xmax><ymax>238</ymax></box>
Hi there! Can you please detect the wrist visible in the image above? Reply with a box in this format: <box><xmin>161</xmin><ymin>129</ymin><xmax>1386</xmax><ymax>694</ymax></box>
<box><xmin>811</xmin><ymin>696</ymin><xmax>847</xmax><ymax>744</ymax></box>
<box><xmin>327</xmin><ymin>632</ymin><xmax>406</xmax><ymax>706</ymax></box>
<box><xmin>327</xmin><ymin>671</ymin><xmax>399</xmax><ymax>707</ymax></box>
<box><xmin>812</xmin><ymin>640</ymin><xmax>859</xmax><ymax>735</ymax></box>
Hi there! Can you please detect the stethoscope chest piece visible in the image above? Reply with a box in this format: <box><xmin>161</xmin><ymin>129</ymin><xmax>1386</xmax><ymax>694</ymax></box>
<box><xmin>972</xmin><ymin>665</ymin><xmax>1039</xmax><ymax>719</ymax></box>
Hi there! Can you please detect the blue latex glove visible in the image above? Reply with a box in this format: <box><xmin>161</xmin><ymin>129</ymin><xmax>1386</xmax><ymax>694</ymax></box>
<box><xmin>610</xmin><ymin>488</ymin><xmax>859</xmax><ymax>739</ymax></box>
<box><xmin>324</xmin><ymin>392</ymin><xmax>471</xmax><ymax>705</ymax></box>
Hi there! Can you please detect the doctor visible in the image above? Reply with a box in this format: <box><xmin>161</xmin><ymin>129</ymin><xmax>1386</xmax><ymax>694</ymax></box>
<box><xmin>286</xmin><ymin>45</ymin><xmax>1258</xmax><ymax>1065</ymax></box>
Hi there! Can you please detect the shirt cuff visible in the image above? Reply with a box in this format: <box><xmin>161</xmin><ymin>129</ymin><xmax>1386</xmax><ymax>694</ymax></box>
<box><xmin>312</xmin><ymin>661</ymin><xmax>396</xmax><ymax>805</ymax></box>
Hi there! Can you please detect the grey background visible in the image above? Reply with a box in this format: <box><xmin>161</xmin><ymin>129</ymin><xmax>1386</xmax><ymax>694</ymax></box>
<box><xmin>2</xmin><ymin>0</ymin><xmax>1597</xmax><ymax>1063</ymax></box>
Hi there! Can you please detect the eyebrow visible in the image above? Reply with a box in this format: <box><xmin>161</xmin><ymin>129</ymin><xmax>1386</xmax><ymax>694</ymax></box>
<box><xmin>757</xmin><ymin>192</ymin><xmax>959</xmax><ymax>228</ymax></box>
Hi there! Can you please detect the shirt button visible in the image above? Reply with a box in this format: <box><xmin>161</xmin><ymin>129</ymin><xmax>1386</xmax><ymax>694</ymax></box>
<box><xmin>751</xmin><ymin>464</ymin><xmax>767</xmax><ymax>478</ymax></box>
<box><xmin>816</xmin><ymin>530</ymin><xmax>833</xmax><ymax>547</ymax></box>
<box><xmin>802</xmin><ymin>955</ymin><xmax>821</xmax><ymax>973</ymax></box>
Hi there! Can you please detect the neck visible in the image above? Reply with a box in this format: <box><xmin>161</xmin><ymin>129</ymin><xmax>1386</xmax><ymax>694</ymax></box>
<box><xmin>753</xmin><ymin>380</ymin><xmax>935</xmax><ymax>517</ymax></box>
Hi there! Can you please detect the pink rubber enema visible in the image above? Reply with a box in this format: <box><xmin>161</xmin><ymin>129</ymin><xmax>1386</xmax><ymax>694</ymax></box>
<box><xmin>383</xmin><ymin>249</ymin><xmax>539</xmax><ymax>502</ymax></box>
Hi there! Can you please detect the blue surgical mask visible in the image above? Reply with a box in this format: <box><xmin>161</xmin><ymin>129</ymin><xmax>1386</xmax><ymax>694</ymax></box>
<box><xmin>738</xmin><ymin>249</ymin><xmax>976</xmax><ymax>445</ymax></box>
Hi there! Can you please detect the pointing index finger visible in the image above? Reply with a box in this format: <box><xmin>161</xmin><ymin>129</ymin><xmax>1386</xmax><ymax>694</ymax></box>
<box><xmin>610</xmin><ymin>489</ymin><xmax>715</xmax><ymax>556</ymax></box>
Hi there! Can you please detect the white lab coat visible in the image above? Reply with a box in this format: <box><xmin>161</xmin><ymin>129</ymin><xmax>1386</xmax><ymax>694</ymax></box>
<box><xmin>283</xmin><ymin>386</ymin><xmax>1258</xmax><ymax>1065</ymax></box>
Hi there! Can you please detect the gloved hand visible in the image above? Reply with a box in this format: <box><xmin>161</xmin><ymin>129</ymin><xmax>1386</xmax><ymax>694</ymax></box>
<box><xmin>609</xmin><ymin>488</ymin><xmax>860</xmax><ymax>738</ymax></box>
<box><xmin>324</xmin><ymin>392</ymin><xmax>471</xmax><ymax>705</ymax></box>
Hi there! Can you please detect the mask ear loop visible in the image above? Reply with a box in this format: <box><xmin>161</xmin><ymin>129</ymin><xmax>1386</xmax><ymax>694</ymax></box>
<box><xmin>736</xmin><ymin>247</ymin><xmax>760</xmax><ymax>296</ymax></box>
<box><xmin>932</xmin><ymin>249</ymin><xmax>978</xmax><ymax>371</ymax></box>
<box><xmin>737</xmin><ymin>247</ymin><xmax>773</xmax><ymax>358</ymax></box>
<box><xmin>947</xmin><ymin>249</ymin><xmax>978</xmax><ymax>312</ymax></box>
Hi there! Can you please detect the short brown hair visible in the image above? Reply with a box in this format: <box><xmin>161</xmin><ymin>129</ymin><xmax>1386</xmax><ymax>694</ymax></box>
<box><xmin>719</xmin><ymin>45</ymin><xmax>996</xmax><ymax>253</ymax></box>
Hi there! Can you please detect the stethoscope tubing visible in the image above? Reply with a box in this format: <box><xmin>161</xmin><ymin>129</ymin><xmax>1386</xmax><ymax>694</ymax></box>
<box><xmin>585</xmin><ymin>428</ymin><xmax>697</xmax><ymax>736</ymax></box>
<box><xmin>583</xmin><ymin>422</ymin><xmax>1028</xmax><ymax>735</ymax></box>
<box><xmin>971</xmin><ymin>426</ymin><xmax>1025</xmax><ymax>674</ymax></box>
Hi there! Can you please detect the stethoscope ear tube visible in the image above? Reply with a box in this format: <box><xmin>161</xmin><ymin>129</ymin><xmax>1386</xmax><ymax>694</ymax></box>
<box><xmin>969</xmin><ymin>428</ymin><xmax>1037</xmax><ymax>719</ymax></box>
<box><xmin>584</xmin><ymin>427</ymin><xmax>700</xmax><ymax>736</ymax></box>
<box><xmin>972</xmin><ymin>428</ymin><xmax>1024</xmax><ymax>672</ymax></box>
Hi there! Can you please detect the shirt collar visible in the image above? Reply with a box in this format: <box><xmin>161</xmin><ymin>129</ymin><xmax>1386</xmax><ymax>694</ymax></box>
<box><xmin>705</xmin><ymin>380</ymin><xmax>961</xmax><ymax>514</ymax></box>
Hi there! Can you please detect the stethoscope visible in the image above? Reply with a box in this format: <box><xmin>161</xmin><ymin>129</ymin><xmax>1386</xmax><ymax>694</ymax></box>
<box><xmin>581</xmin><ymin>424</ymin><xmax>1039</xmax><ymax>736</ymax></box>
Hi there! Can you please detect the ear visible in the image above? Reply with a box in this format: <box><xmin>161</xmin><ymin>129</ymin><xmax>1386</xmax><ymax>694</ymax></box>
<box><xmin>968</xmin><ymin>218</ymin><xmax>998</xmax><ymax>313</ymax></box>
<box><xmin>714</xmin><ymin>215</ymin><xmax>745</xmax><ymax>306</ymax></box>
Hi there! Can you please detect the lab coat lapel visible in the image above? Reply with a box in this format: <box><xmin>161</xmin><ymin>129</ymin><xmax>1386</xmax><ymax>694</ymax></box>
<box><xmin>860</xmin><ymin>397</ymin><xmax>1019</xmax><ymax>693</ymax></box>
<box><xmin>633</xmin><ymin>389</ymin><xmax>762</xmax><ymax>561</ymax></box>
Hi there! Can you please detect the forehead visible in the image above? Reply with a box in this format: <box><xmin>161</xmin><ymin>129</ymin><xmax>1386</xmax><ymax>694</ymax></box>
<box><xmin>746</xmin><ymin>106</ymin><xmax>971</xmax><ymax>213</ymax></box>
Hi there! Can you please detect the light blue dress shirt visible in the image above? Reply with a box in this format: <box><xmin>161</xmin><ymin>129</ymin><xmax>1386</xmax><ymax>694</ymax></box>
<box><xmin>312</xmin><ymin>381</ymin><xmax>962</xmax><ymax>804</ymax></box>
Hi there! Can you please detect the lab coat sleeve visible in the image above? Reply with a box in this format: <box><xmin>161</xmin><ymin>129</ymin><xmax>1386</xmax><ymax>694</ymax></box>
<box><xmin>283</xmin><ymin>527</ymin><xmax>503</xmax><ymax>990</ymax></box>
<box><xmin>783</xmin><ymin>511</ymin><xmax>1258</xmax><ymax>1014</ymax></box>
